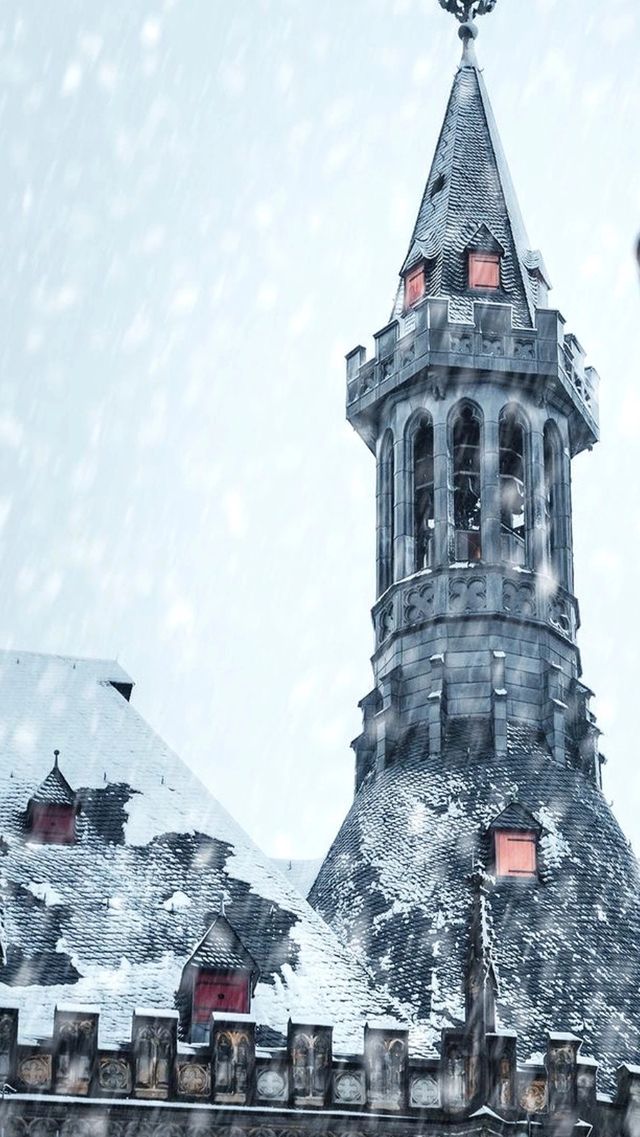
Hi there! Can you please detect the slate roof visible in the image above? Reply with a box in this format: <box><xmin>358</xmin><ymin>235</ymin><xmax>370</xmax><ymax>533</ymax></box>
<box><xmin>309</xmin><ymin>721</ymin><xmax>640</xmax><ymax>1089</ymax></box>
<box><xmin>30</xmin><ymin>761</ymin><xmax>76</xmax><ymax>807</ymax></box>
<box><xmin>186</xmin><ymin>914</ymin><xmax>256</xmax><ymax>973</ymax></box>
<box><xmin>0</xmin><ymin>650</ymin><xmax>400</xmax><ymax>1052</ymax></box>
<box><xmin>391</xmin><ymin>40</ymin><xmax>547</xmax><ymax>328</ymax></box>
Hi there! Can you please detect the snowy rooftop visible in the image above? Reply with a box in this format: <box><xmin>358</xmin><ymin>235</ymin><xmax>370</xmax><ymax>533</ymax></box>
<box><xmin>0</xmin><ymin>650</ymin><xmax>400</xmax><ymax>1051</ymax></box>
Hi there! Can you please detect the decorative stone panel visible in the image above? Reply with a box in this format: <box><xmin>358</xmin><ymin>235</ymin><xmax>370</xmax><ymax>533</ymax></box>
<box><xmin>255</xmin><ymin>1063</ymin><xmax>288</xmax><ymax>1104</ymax></box>
<box><xmin>132</xmin><ymin>1011</ymin><xmax>178</xmax><ymax>1100</ymax></box>
<box><xmin>212</xmin><ymin>1016</ymin><xmax>255</xmax><ymax>1104</ymax></box>
<box><xmin>18</xmin><ymin>1052</ymin><xmax>52</xmax><ymax>1091</ymax></box>
<box><xmin>0</xmin><ymin>1008</ymin><xmax>18</xmax><ymax>1083</ymax></box>
<box><xmin>288</xmin><ymin>1021</ymin><xmax>332</xmax><ymax>1107</ymax></box>
<box><xmin>54</xmin><ymin>1007</ymin><xmax>99</xmax><ymax>1096</ymax></box>
<box><xmin>333</xmin><ymin>1067</ymin><xmax>365</xmax><ymax>1106</ymax></box>
<box><xmin>176</xmin><ymin>1060</ymin><xmax>210</xmax><ymax>1099</ymax></box>
<box><xmin>409</xmin><ymin>1070</ymin><xmax>440</xmax><ymax>1108</ymax></box>
<box><xmin>98</xmin><ymin>1054</ymin><xmax>131</xmax><ymax>1094</ymax></box>
<box><xmin>364</xmin><ymin>1024</ymin><xmax>408</xmax><ymax>1110</ymax></box>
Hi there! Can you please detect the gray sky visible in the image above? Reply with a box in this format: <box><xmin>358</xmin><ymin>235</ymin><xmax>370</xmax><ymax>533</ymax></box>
<box><xmin>0</xmin><ymin>0</ymin><xmax>638</xmax><ymax>860</ymax></box>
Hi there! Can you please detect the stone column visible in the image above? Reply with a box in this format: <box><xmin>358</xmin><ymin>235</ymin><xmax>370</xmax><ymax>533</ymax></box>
<box><xmin>481</xmin><ymin>414</ymin><xmax>500</xmax><ymax>564</ymax></box>
<box><xmin>433</xmin><ymin>415</ymin><xmax>449</xmax><ymax>567</ymax></box>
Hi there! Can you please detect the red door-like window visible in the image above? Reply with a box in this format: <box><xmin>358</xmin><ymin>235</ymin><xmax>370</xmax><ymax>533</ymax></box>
<box><xmin>193</xmin><ymin>970</ymin><xmax>249</xmax><ymax>1024</ymax></box>
<box><xmin>30</xmin><ymin>804</ymin><xmax>76</xmax><ymax>844</ymax></box>
<box><xmin>404</xmin><ymin>267</ymin><xmax>425</xmax><ymax>309</ymax></box>
<box><xmin>495</xmin><ymin>830</ymin><xmax>537</xmax><ymax>878</ymax></box>
<box><xmin>469</xmin><ymin>252</ymin><xmax>500</xmax><ymax>290</ymax></box>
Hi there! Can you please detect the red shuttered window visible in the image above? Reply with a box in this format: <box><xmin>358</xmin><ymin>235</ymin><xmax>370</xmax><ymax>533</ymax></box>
<box><xmin>192</xmin><ymin>970</ymin><xmax>250</xmax><ymax>1024</ymax></box>
<box><xmin>468</xmin><ymin>252</ymin><xmax>500</xmax><ymax>290</ymax></box>
<box><xmin>404</xmin><ymin>267</ymin><xmax>425</xmax><ymax>309</ymax></box>
<box><xmin>495</xmin><ymin>830</ymin><xmax>537</xmax><ymax>878</ymax></box>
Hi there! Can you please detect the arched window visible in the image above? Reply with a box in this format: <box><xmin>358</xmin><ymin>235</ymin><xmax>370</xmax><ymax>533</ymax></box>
<box><xmin>378</xmin><ymin>431</ymin><xmax>394</xmax><ymax>595</ymax></box>
<box><xmin>499</xmin><ymin>409</ymin><xmax>527</xmax><ymax>566</ymax></box>
<box><xmin>544</xmin><ymin>421</ymin><xmax>563</xmax><ymax>580</ymax></box>
<box><xmin>413</xmin><ymin>417</ymin><xmax>434</xmax><ymax>571</ymax></box>
<box><xmin>452</xmin><ymin>405</ymin><xmax>482</xmax><ymax>562</ymax></box>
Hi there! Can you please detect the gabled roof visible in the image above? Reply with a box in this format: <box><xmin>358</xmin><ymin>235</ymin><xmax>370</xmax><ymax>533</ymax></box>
<box><xmin>392</xmin><ymin>32</ymin><xmax>548</xmax><ymax>328</ymax></box>
<box><xmin>0</xmin><ymin>649</ymin><xmax>401</xmax><ymax>1052</ymax></box>
<box><xmin>488</xmin><ymin>801</ymin><xmax>542</xmax><ymax>833</ymax></box>
<box><xmin>29</xmin><ymin>756</ymin><xmax>76</xmax><ymax>807</ymax></box>
<box><xmin>186</xmin><ymin>913</ymin><xmax>257</xmax><ymax>974</ymax></box>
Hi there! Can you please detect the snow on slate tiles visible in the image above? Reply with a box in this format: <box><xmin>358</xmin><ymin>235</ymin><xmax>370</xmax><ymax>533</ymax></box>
<box><xmin>0</xmin><ymin>650</ymin><xmax>399</xmax><ymax>1052</ymax></box>
<box><xmin>391</xmin><ymin>49</ymin><xmax>540</xmax><ymax>328</ymax></box>
<box><xmin>309</xmin><ymin>721</ymin><xmax>640</xmax><ymax>1088</ymax></box>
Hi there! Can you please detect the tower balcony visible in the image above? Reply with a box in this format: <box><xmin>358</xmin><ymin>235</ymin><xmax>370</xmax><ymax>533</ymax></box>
<box><xmin>346</xmin><ymin>298</ymin><xmax>599</xmax><ymax>457</ymax></box>
<box><xmin>371</xmin><ymin>564</ymin><xmax>579</xmax><ymax>655</ymax></box>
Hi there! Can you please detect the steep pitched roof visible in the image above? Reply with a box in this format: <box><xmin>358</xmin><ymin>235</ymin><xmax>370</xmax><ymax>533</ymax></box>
<box><xmin>310</xmin><ymin>722</ymin><xmax>640</xmax><ymax>1088</ymax></box>
<box><xmin>186</xmin><ymin>913</ymin><xmax>257</xmax><ymax>973</ymax></box>
<box><xmin>29</xmin><ymin>759</ymin><xmax>76</xmax><ymax>807</ymax></box>
<box><xmin>0</xmin><ymin>650</ymin><xmax>401</xmax><ymax>1052</ymax></box>
<box><xmin>392</xmin><ymin>34</ymin><xmax>548</xmax><ymax>328</ymax></box>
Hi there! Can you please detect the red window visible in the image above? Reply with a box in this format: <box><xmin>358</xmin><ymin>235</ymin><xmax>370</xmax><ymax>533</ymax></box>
<box><xmin>30</xmin><ymin>804</ymin><xmax>76</xmax><ymax>844</ymax></box>
<box><xmin>404</xmin><ymin>267</ymin><xmax>425</xmax><ymax>309</ymax></box>
<box><xmin>192</xmin><ymin>970</ymin><xmax>249</xmax><ymax>1024</ymax></box>
<box><xmin>469</xmin><ymin>252</ymin><xmax>500</xmax><ymax>290</ymax></box>
<box><xmin>495</xmin><ymin>830</ymin><xmax>537</xmax><ymax>878</ymax></box>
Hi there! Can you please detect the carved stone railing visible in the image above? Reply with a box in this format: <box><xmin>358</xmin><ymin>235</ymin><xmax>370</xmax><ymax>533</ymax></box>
<box><xmin>346</xmin><ymin>299</ymin><xmax>599</xmax><ymax>453</ymax></box>
<box><xmin>0</xmin><ymin>1004</ymin><xmax>625</xmax><ymax>1131</ymax></box>
<box><xmin>372</xmin><ymin>565</ymin><xmax>579</xmax><ymax>650</ymax></box>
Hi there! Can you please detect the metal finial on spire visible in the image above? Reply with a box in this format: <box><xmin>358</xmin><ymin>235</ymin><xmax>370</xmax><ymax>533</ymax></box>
<box><xmin>438</xmin><ymin>0</ymin><xmax>498</xmax><ymax>21</ymax></box>
<box><xmin>53</xmin><ymin>749</ymin><xmax>60</xmax><ymax>769</ymax></box>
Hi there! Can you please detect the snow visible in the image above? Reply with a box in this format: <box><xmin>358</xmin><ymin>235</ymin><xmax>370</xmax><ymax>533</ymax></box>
<box><xmin>26</xmin><ymin>880</ymin><xmax>63</xmax><ymax>906</ymax></box>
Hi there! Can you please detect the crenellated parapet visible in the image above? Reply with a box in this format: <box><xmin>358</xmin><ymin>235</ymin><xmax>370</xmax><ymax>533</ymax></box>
<box><xmin>0</xmin><ymin>1002</ymin><xmax>635</xmax><ymax>1134</ymax></box>
<box><xmin>346</xmin><ymin>298</ymin><xmax>599</xmax><ymax>456</ymax></box>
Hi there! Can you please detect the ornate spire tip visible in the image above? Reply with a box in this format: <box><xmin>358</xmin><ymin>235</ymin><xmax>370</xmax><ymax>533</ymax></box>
<box><xmin>438</xmin><ymin>0</ymin><xmax>498</xmax><ymax>24</ymax></box>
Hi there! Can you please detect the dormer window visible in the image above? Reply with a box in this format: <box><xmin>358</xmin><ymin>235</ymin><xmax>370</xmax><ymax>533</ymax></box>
<box><xmin>495</xmin><ymin>830</ymin><xmax>537</xmax><ymax>878</ymax></box>
<box><xmin>27</xmin><ymin>751</ymin><xmax>79</xmax><ymax>845</ymax></box>
<box><xmin>489</xmin><ymin>801</ymin><xmax>541</xmax><ymax>880</ymax></box>
<box><xmin>469</xmin><ymin>252</ymin><xmax>500</xmax><ymax>290</ymax></box>
<box><xmin>404</xmin><ymin>266</ymin><xmax>426</xmax><ymax>309</ymax></box>
<box><xmin>177</xmin><ymin>912</ymin><xmax>257</xmax><ymax>1043</ymax></box>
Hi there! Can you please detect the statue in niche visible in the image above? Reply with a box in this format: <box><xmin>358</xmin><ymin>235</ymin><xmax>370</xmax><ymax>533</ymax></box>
<box><xmin>553</xmin><ymin>1046</ymin><xmax>574</xmax><ymax>1106</ymax></box>
<box><xmin>386</xmin><ymin>1040</ymin><xmax>404</xmax><ymax>1096</ymax></box>
<box><xmin>293</xmin><ymin>1035</ymin><xmax>310</xmax><ymax>1094</ymax></box>
<box><xmin>136</xmin><ymin>1025</ymin><xmax>171</xmax><ymax>1091</ymax></box>
<box><xmin>447</xmin><ymin>1047</ymin><xmax>466</xmax><ymax>1106</ymax></box>
<box><xmin>235</xmin><ymin>1036</ymin><xmax>249</xmax><ymax>1094</ymax></box>
<box><xmin>57</xmin><ymin>1020</ymin><xmax>93</xmax><ymax>1090</ymax></box>
<box><xmin>0</xmin><ymin>1015</ymin><xmax>13</xmax><ymax>1081</ymax></box>
<box><xmin>498</xmin><ymin>1056</ymin><xmax>512</xmax><ymax>1107</ymax></box>
<box><xmin>215</xmin><ymin>1033</ymin><xmax>233</xmax><ymax>1093</ymax></box>
<box><xmin>313</xmin><ymin>1034</ymin><xmax>330</xmax><ymax>1097</ymax></box>
<box><xmin>369</xmin><ymin>1038</ymin><xmax>386</xmax><ymax>1097</ymax></box>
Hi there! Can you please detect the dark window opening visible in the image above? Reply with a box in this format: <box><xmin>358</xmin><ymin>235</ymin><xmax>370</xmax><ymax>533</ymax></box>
<box><xmin>414</xmin><ymin>419</ymin><xmax>434</xmax><ymax>571</ymax></box>
<box><xmin>404</xmin><ymin>266</ymin><xmax>425</xmax><ymax>309</ymax></box>
<box><xmin>430</xmin><ymin>172</ymin><xmax>446</xmax><ymax>198</ymax></box>
<box><xmin>544</xmin><ymin>422</ymin><xmax>562</xmax><ymax>580</ymax></box>
<box><xmin>469</xmin><ymin>252</ymin><xmax>500</xmax><ymax>290</ymax></box>
<box><xmin>29</xmin><ymin>803</ymin><xmax>76</xmax><ymax>845</ymax></box>
<box><xmin>378</xmin><ymin>432</ymin><xmax>394</xmax><ymax>595</ymax></box>
<box><xmin>499</xmin><ymin>413</ymin><xmax>526</xmax><ymax>566</ymax></box>
<box><xmin>453</xmin><ymin>406</ymin><xmax>482</xmax><ymax>561</ymax></box>
<box><xmin>495</xmin><ymin>830</ymin><xmax>537</xmax><ymax>878</ymax></box>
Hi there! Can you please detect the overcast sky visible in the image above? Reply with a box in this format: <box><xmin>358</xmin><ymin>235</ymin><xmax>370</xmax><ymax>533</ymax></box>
<box><xmin>0</xmin><ymin>0</ymin><xmax>638</xmax><ymax>860</ymax></box>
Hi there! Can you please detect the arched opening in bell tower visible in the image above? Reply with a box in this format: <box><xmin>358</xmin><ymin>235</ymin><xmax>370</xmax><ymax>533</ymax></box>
<box><xmin>544</xmin><ymin>420</ymin><xmax>563</xmax><ymax>584</ymax></box>
<box><xmin>499</xmin><ymin>408</ymin><xmax>528</xmax><ymax>567</ymax></box>
<box><xmin>412</xmin><ymin>416</ymin><xmax>434</xmax><ymax>572</ymax></box>
<box><xmin>377</xmin><ymin>430</ymin><xmax>395</xmax><ymax>596</ymax></box>
<box><xmin>451</xmin><ymin>403</ymin><xmax>482</xmax><ymax>563</ymax></box>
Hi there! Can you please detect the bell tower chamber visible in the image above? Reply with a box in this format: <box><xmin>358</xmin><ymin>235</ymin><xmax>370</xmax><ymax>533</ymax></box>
<box><xmin>346</xmin><ymin>20</ymin><xmax>600</xmax><ymax>793</ymax></box>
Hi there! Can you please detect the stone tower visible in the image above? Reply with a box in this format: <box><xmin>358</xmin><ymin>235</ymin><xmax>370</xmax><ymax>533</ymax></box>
<box><xmin>310</xmin><ymin>8</ymin><xmax>640</xmax><ymax>1087</ymax></box>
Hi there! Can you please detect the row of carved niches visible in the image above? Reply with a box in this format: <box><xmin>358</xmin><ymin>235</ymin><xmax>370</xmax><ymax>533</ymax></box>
<box><xmin>0</xmin><ymin>1008</ymin><xmax>614</xmax><ymax>1119</ymax></box>
<box><xmin>374</xmin><ymin>568</ymin><xmax>577</xmax><ymax>647</ymax></box>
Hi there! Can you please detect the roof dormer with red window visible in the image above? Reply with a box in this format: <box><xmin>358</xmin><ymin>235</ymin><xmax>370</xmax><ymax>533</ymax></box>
<box><xmin>26</xmin><ymin>751</ymin><xmax>80</xmax><ymax>845</ymax></box>
<box><xmin>488</xmin><ymin>802</ymin><xmax>542</xmax><ymax>881</ymax></box>
<box><xmin>177</xmin><ymin>911</ymin><xmax>258</xmax><ymax>1043</ymax></box>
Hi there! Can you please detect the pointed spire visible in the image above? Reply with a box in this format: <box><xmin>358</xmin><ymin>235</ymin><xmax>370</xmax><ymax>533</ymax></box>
<box><xmin>393</xmin><ymin>9</ymin><xmax>550</xmax><ymax>328</ymax></box>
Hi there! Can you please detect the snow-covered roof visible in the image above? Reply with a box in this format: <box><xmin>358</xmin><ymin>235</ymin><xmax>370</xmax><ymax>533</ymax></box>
<box><xmin>310</xmin><ymin>718</ymin><xmax>640</xmax><ymax>1087</ymax></box>
<box><xmin>0</xmin><ymin>649</ymin><xmax>399</xmax><ymax>1052</ymax></box>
